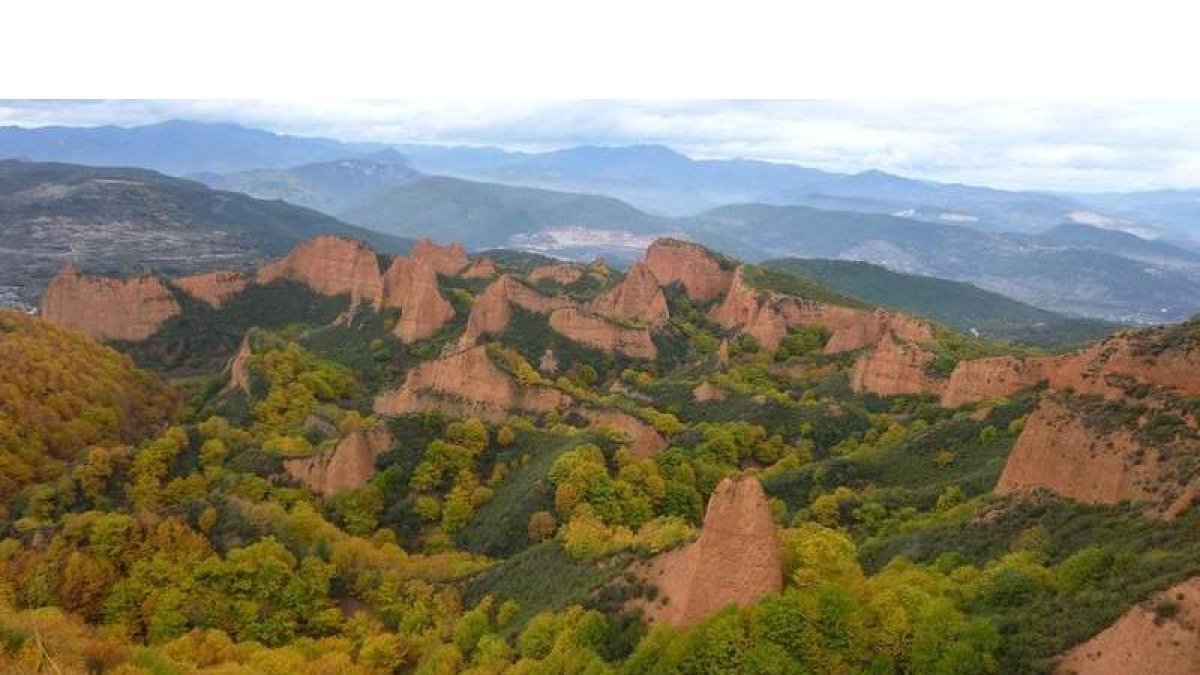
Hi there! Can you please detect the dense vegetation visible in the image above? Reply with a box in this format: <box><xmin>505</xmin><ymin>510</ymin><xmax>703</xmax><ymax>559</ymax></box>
<box><xmin>1</xmin><ymin>254</ymin><xmax>1194</xmax><ymax>674</ymax></box>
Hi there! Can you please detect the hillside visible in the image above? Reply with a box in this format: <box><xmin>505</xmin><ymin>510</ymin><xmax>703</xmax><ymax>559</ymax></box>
<box><xmin>6</xmin><ymin>235</ymin><xmax>1200</xmax><ymax>673</ymax></box>
<box><xmin>195</xmin><ymin>151</ymin><xmax>420</xmax><ymax>213</ymax></box>
<box><xmin>337</xmin><ymin>174</ymin><xmax>672</xmax><ymax>248</ymax></box>
<box><xmin>766</xmin><ymin>257</ymin><xmax>1119</xmax><ymax>347</ymax></box>
<box><xmin>0</xmin><ymin>119</ymin><xmax>385</xmax><ymax>174</ymax></box>
<box><xmin>688</xmin><ymin>203</ymin><xmax>1200</xmax><ymax>323</ymax></box>
<box><xmin>0</xmin><ymin>160</ymin><xmax>412</xmax><ymax>307</ymax></box>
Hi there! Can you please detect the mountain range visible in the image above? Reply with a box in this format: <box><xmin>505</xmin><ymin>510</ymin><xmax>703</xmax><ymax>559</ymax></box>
<box><xmin>4</xmin><ymin>120</ymin><xmax>1200</xmax><ymax>324</ymax></box>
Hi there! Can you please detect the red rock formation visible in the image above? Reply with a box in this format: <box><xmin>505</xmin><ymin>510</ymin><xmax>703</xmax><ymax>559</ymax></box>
<box><xmin>709</xmin><ymin>267</ymin><xmax>928</xmax><ymax>355</ymax></box>
<box><xmin>224</xmin><ymin>334</ymin><xmax>253</xmax><ymax>395</ymax></box>
<box><xmin>645</xmin><ymin>239</ymin><xmax>734</xmax><ymax>302</ymax></box>
<box><xmin>995</xmin><ymin>398</ymin><xmax>1165</xmax><ymax>507</ymax></box>
<box><xmin>588</xmin><ymin>262</ymin><xmax>669</xmax><ymax>325</ymax></box>
<box><xmin>580</xmin><ymin>409</ymin><xmax>667</xmax><ymax>458</ymax></box>
<box><xmin>410</xmin><ymin>238</ymin><xmax>468</xmax><ymax>276</ymax></box>
<box><xmin>256</xmin><ymin>235</ymin><xmax>384</xmax><ymax>307</ymax></box>
<box><xmin>171</xmin><ymin>270</ymin><xmax>249</xmax><ymax>308</ymax></box>
<box><xmin>529</xmin><ymin>263</ymin><xmax>585</xmax><ymax>285</ymax></box>
<box><xmin>40</xmin><ymin>265</ymin><xmax>181</xmax><ymax>341</ymax></box>
<box><xmin>460</xmin><ymin>275</ymin><xmax>575</xmax><ymax>346</ymax></box>
<box><xmin>382</xmin><ymin>257</ymin><xmax>455</xmax><ymax>343</ymax></box>
<box><xmin>849</xmin><ymin>331</ymin><xmax>944</xmax><ymax>397</ymax></box>
<box><xmin>634</xmin><ymin>475</ymin><xmax>783</xmax><ymax>627</ymax></box>
<box><xmin>373</xmin><ymin>345</ymin><xmax>571</xmax><ymax>421</ymax></box>
<box><xmin>692</xmin><ymin>381</ymin><xmax>728</xmax><ymax>402</ymax></box>
<box><xmin>941</xmin><ymin>356</ymin><xmax>1052</xmax><ymax>408</ymax></box>
<box><xmin>283</xmin><ymin>425</ymin><xmax>394</xmax><ymax>496</ymax></box>
<box><xmin>548</xmin><ymin>308</ymin><xmax>657</xmax><ymax>359</ymax></box>
<box><xmin>1058</xmin><ymin>577</ymin><xmax>1200</xmax><ymax>675</ymax></box>
<box><xmin>460</xmin><ymin>258</ymin><xmax>498</xmax><ymax>279</ymax></box>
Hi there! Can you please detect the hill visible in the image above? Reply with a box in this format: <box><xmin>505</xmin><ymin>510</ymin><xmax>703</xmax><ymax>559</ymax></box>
<box><xmin>336</xmin><ymin>174</ymin><xmax>673</xmax><ymax>248</ymax></box>
<box><xmin>0</xmin><ymin>119</ymin><xmax>385</xmax><ymax>175</ymax></box>
<box><xmin>195</xmin><ymin>151</ymin><xmax>421</xmax><ymax>213</ymax></box>
<box><xmin>0</xmin><ymin>160</ymin><xmax>412</xmax><ymax>307</ymax></box>
<box><xmin>687</xmin><ymin>203</ymin><xmax>1200</xmax><ymax>323</ymax></box>
<box><xmin>6</xmin><ymin>234</ymin><xmax>1200</xmax><ymax>673</ymax></box>
<box><xmin>765</xmin><ymin>257</ymin><xmax>1119</xmax><ymax>347</ymax></box>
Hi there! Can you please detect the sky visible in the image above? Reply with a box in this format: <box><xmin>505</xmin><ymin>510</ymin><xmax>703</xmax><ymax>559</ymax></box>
<box><xmin>2</xmin><ymin>99</ymin><xmax>1200</xmax><ymax>193</ymax></box>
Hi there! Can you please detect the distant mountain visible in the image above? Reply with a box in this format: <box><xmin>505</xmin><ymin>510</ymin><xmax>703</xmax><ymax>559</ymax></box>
<box><xmin>684</xmin><ymin>203</ymin><xmax>1200</xmax><ymax>323</ymax></box>
<box><xmin>764</xmin><ymin>258</ymin><xmax>1118</xmax><ymax>348</ymax></box>
<box><xmin>0</xmin><ymin>120</ymin><xmax>385</xmax><ymax>175</ymax></box>
<box><xmin>196</xmin><ymin>151</ymin><xmax>421</xmax><ymax>213</ymax></box>
<box><xmin>336</xmin><ymin>175</ymin><xmax>674</xmax><ymax>250</ymax></box>
<box><xmin>397</xmin><ymin>142</ymin><xmax>1095</xmax><ymax>232</ymax></box>
<box><xmin>1041</xmin><ymin>222</ymin><xmax>1200</xmax><ymax>267</ymax></box>
<box><xmin>1067</xmin><ymin>189</ymin><xmax>1200</xmax><ymax>245</ymax></box>
<box><xmin>0</xmin><ymin>159</ymin><xmax>412</xmax><ymax>307</ymax></box>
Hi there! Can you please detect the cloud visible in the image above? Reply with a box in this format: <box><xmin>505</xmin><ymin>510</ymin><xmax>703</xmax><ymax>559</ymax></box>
<box><xmin>1</xmin><ymin>99</ymin><xmax>1199</xmax><ymax>192</ymax></box>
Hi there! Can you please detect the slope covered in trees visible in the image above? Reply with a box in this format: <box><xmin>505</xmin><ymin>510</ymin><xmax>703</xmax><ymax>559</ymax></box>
<box><xmin>2</xmin><ymin>237</ymin><xmax>1198</xmax><ymax>674</ymax></box>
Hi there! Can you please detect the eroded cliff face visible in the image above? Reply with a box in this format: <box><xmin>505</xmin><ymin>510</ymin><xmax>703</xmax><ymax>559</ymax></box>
<box><xmin>383</xmin><ymin>257</ymin><xmax>456</xmax><ymax>343</ymax></box>
<box><xmin>708</xmin><ymin>267</ymin><xmax>932</xmax><ymax>359</ymax></box>
<box><xmin>460</xmin><ymin>275</ymin><xmax>575</xmax><ymax>346</ymax></box>
<box><xmin>849</xmin><ymin>330</ymin><xmax>944</xmax><ymax>397</ymax></box>
<box><xmin>373</xmin><ymin>345</ymin><xmax>571</xmax><ymax>421</ymax></box>
<box><xmin>410</xmin><ymin>238</ymin><xmax>468</xmax><ymax>276</ymax></box>
<box><xmin>580</xmin><ymin>409</ymin><xmax>667</xmax><ymax>458</ymax></box>
<box><xmin>528</xmin><ymin>263</ymin><xmax>585</xmax><ymax>285</ymax></box>
<box><xmin>460</xmin><ymin>258</ymin><xmax>498</xmax><ymax>279</ymax></box>
<box><xmin>692</xmin><ymin>381</ymin><xmax>728</xmax><ymax>402</ymax></box>
<box><xmin>996</xmin><ymin>398</ymin><xmax>1154</xmax><ymax>505</ymax></box>
<box><xmin>224</xmin><ymin>334</ymin><xmax>253</xmax><ymax>395</ymax></box>
<box><xmin>548</xmin><ymin>308</ymin><xmax>657</xmax><ymax>359</ymax></box>
<box><xmin>256</xmin><ymin>235</ymin><xmax>385</xmax><ymax>307</ymax></box>
<box><xmin>41</xmin><ymin>265</ymin><xmax>181</xmax><ymax>341</ymax></box>
<box><xmin>1057</xmin><ymin>577</ymin><xmax>1200</xmax><ymax>675</ymax></box>
<box><xmin>645</xmin><ymin>239</ymin><xmax>733</xmax><ymax>302</ymax></box>
<box><xmin>588</xmin><ymin>262</ymin><xmax>669</xmax><ymax>325</ymax></box>
<box><xmin>941</xmin><ymin>356</ymin><xmax>1053</xmax><ymax>408</ymax></box>
<box><xmin>282</xmin><ymin>425</ymin><xmax>394</xmax><ymax>496</ymax></box>
<box><xmin>634</xmin><ymin>475</ymin><xmax>783</xmax><ymax>627</ymax></box>
<box><xmin>171</xmin><ymin>270</ymin><xmax>249</xmax><ymax>308</ymax></box>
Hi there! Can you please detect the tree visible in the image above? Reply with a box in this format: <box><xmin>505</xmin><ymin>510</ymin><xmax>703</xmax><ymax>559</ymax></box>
<box><xmin>528</xmin><ymin>511</ymin><xmax>557</xmax><ymax>543</ymax></box>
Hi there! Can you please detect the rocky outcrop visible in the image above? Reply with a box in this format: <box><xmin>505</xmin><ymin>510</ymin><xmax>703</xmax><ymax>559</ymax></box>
<box><xmin>382</xmin><ymin>257</ymin><xmax>455</xmax><ymax>343</ymax></box>
<box><xmin>40</xmin><ymin>264</ymin><xmax>181</xmax><ymax>341</ymax></box>
<box><xmin>692</xmin><ymin>381</ymin><xmax>728</xmax><ymax>402</ymax></box>
<box><xmin>580</xmin><ymin>409</ymin><xmax>667</xmax><ymax>458</ymax></box>
<box><xmin>634</xmin><ymin>476</ymin><xmax>783</xmax><ymax>627</ymax></box>
<box><xmin>548</xmin><ymin>308</ymin><xmax>657</xmax><ymax>359</ymax></box>
<box><xmin>529</xmin><ymin>263</ymin><xmax>585</xmax><ymax>285</ymax></box>
<box><xmin>1057</xmin><ymin>577</ymin><xmax>1200</xmax><ymax>675</ymax></box>
<box><xmin>410</xmin><ymin>238</ymin><xmax>468</xmax><ymax>276</ymax></box>
<box><xmin>709</xmin><ymin>267</ymin><xmax>930</xmax><ymax>355</ymax></box>
<box><xmin>460</xmin><ymin>258</ymin><xmax>498</xmax><ymax>279</ymax></box>
<box><xmin>373</xmin><ymin>345</ymin><xmax>571</xmax><ymax>421</ymax></box>
<box><xmin>994</xmin><ymin>397</ymin><xmax>1196</xmax><ymax>514</ymax></box>
<box><xmin>256</xmin><ymin>235</ymin><xmax>384</xmax><ymax>308</ymax></box>
<box><xmin>941</xmin><ymin>356</ymin><xmax>1053</xmax><ymax>408</ymax></box>
<box><xmin>283</xmin><ymin>425</ymin><xmax>394</xmax><ymax>496</ymax></box>
<box><xmin>645</xmin><ymin>239</ymin><xmax>733</xmax><ymax>302</ymax></box>
<box><xmin>224</xmin><ymin>334</ymin><xmax>254</xmax><ymax>395</ymax></box>
<box><xmin>171</xmin><ymin>270</ymin><xmax>249</xmax><ymax>308</ymax></box>
<box><xmin>588</xmin><ymin>262</ymin><xmax>669</xmax><ymax>325</ymax></box>
<box><xmin>849</xmin><ymin>330</ymin><xmax>944</xmax><ymax>397</ymax></box>
<box><xmin>460</xmin><ymin>275</ymin><xmax>574</xmax><ymax>346</ymax></box>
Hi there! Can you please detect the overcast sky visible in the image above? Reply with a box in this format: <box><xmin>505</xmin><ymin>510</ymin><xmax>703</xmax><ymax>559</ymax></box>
<box><xmin>3</xmin><ymin>99</ymin><xmax>1199</xmax><ymax>192</ymax></box>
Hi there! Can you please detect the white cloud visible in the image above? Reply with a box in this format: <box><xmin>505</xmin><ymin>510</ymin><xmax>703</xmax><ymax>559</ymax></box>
<box><xmin>2</xmin><ymin>99</ymin><xmax>1200</xmax><ymax>192</ymax></box>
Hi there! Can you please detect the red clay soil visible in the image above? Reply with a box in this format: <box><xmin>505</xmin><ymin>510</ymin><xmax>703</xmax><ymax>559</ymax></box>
<box><xmin>633</xmin><ymin>475</ymin><xmax>783</xmax><ymax>627</ymax></box>
<box><xmin>1058</xmin><ymin>577</ymin><xmax>1200</xmax><ymax>675</ymax></box>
